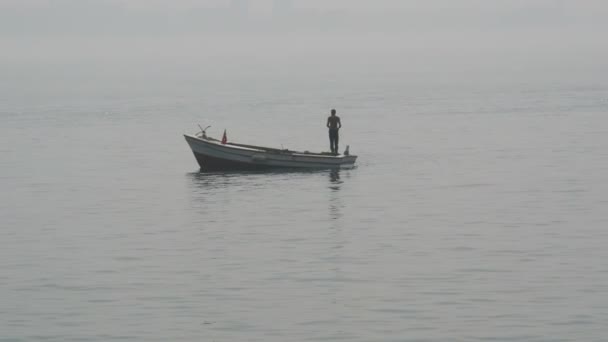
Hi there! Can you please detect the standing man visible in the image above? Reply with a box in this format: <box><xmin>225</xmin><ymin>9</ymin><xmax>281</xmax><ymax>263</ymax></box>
<box><xmin>327</xmin><ymin>109</ymin><xmax>342</xmax><ymax>154</ymax></box>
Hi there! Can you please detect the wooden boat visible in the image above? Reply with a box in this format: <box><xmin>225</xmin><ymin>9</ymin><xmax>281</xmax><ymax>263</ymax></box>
<box><xmin>184</xmin><ymin>128</ymin><xmax>357</xmax><ymax>171</ymax></box>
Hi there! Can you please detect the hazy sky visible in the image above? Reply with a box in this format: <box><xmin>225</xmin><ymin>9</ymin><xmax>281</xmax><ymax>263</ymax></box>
<box><xmin>1</xmin><ymin>1</ymin><xmax>606</xmax><ymax>79</ymax></box>
<box><xmin>2</xmin><ymin>0</ymin><xmax>607</xmax><ymax>34</ymax></box>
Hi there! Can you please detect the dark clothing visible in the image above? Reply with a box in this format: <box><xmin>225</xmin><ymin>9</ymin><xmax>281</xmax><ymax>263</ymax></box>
<box><xmin>329</xmin><ymin>128</ymin><xmax>339</xmax><ymax>154</ymax></box>
<box><xmin>327</xmin><ymin>114</ymin><xmax>342</xmax><ymax>154</ymax></box>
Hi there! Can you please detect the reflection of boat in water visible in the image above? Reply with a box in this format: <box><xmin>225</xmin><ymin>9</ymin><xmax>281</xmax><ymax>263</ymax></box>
<box><xmin>184</xmin><ymin>128</ymin><xmax>357</xmax><ymax>171</ymax></box>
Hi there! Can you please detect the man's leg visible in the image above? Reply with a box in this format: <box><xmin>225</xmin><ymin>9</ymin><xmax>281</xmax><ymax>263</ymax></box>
<box><xmin>335</xmin><ymin>131</ymin><xmax>339</xmax><ymax>154</ymax></box>
<box><xmin>329</xmin><ymin>130</ymin><xmax>335</xmax><ymax>153</ymax></box>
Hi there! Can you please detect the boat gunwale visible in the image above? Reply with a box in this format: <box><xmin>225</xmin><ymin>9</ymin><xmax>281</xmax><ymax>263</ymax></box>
<box><xmin>184</xmin><ymin>134</ymin><xmax>357</xmax><ymax>160</ymax></box>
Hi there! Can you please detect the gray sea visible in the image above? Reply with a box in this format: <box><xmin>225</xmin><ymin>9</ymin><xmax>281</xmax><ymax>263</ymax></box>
<box><xmin>1</xmin><ymin>66</ymin><xmax>608</xmax><ymax>341</ymax></box>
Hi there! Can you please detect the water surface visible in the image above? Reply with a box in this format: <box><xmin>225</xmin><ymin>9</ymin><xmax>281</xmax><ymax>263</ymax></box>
<box><xmin>2</xmin><ymin>70</ymin><xmax>608</xmax><ymax>341</ymax></box>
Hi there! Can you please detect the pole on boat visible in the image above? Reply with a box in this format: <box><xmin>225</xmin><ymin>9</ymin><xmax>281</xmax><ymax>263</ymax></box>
<box><xmin>198</xmin><ymin>125</ymin><xmax>211</xmax><ymax>138</ymax></box>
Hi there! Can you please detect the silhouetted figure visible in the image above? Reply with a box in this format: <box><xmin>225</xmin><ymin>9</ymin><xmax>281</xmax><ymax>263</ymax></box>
<box><xmin>326</xmin><ymin>109</ymin><xmax>342</xmax><ymax>154</ymax></box>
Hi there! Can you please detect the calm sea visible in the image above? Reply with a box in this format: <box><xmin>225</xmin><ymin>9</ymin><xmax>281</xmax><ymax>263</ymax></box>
<box><xmin>1</xmin><ymin>67</ymin><xmax>608</xmax><ymax>341</ymax></box>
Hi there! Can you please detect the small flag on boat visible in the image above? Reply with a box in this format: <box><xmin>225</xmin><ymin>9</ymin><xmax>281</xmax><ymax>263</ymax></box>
<box><xmin>221</xmin><ymin>130</ymin><xmax>227</xmax><ymax>144</ymax></box>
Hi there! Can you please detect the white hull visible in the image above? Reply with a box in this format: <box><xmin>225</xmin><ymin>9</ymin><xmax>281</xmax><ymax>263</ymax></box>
<box><xmin>184</xmin><ymin>134</ymin><xmax>357</xmax><ymax>171</ymax></box>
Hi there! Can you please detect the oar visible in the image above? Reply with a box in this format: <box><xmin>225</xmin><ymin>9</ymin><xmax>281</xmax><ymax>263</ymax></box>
<box><xmin>197</xmin><ymin>125</ymin><xmax>211</xmax><ymax>138</ymax></box>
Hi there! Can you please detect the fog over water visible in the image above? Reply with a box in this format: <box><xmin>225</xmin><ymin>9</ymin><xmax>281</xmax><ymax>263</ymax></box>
<box><xmin>2</xmin><ymin>0</ymin><xmax>607</xmax><ymax>75</ymax></box>
<box><xmin>2</xmin><ymin>1</ymin><xmax>608</xmax><ymax>341</ymax></box>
